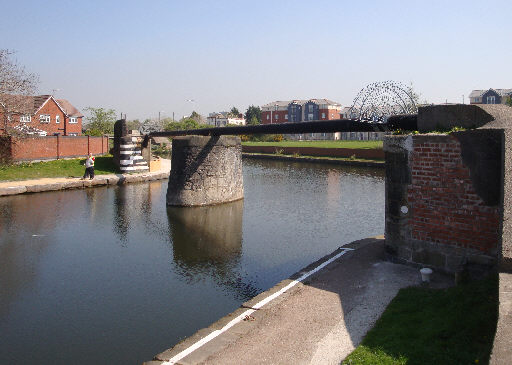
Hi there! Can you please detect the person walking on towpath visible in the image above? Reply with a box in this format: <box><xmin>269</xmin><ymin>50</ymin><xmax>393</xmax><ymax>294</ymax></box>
<box><xmin>82</xmin><ymin>153</ymin><xmax>95</xmax><ymax>180</ymax></box>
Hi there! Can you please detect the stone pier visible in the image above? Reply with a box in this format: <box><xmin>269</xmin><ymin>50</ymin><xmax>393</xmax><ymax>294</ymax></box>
<box><xmin>166</xmin><ymin>135</ymin><xmax>243</xmax><ymax>206</ymax></box>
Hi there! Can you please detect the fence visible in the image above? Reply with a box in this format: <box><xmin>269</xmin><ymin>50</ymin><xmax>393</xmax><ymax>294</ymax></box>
<box><xmin>0</xmin><ymin>135</ymin><xmax>109</xmax><ymax>163</ymax></box>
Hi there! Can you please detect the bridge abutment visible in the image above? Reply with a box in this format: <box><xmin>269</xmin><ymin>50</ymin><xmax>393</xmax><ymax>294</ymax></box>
<box><xmin>166</xmin><ymin>135</ymin><xmax>243</xmax><ymax>206</ymax></box>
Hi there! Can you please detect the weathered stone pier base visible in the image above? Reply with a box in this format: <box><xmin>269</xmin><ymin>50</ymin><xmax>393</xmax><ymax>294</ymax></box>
<box><xmin>166</xmin><ymin>135</ymin><xmax>243</xmax><ymax>206</ymax></box>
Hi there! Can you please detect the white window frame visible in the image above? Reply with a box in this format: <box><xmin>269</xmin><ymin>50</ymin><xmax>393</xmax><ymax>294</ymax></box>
<box><xmin>20</xmin><ymin>115</ymin><xmax>31</xmax><ymax>123</ymax></box>
<box><xmin>266</xmin><ymin>114</ymin><xmax>269</xmax><ymax>120</ymax></box>
<box><xmin>69</xmin><ymin>117</ymin><xmax>77</xmax><ymax>124</ymax></box>
<box><xmin>56</xmin><ymin>115</ymin><xmax>60</xmax><ymax>124</ymax></box>
<box><xmin>321</xmin><ymin>112</ymin><xmax>326</xmax><ymax>118</ymax></box>
<box><xmin>487</xmin><ymin>95</ymin><xmax>496</xmax><ymax>104</ymax></box>
<box><xmin>68</xmin><ymin>133</ymin><xmax>78</xmax><ymax>136</ymax></box>
<box><xmin>40</xmin><ymin>114</ymin><xmax>51</xmax><ymax>123</ymax></box>
<box><xmin>285</xmin><ymin>114</ymin><xmax>288</xmax><ymax>120</ymax></box>
<box><xmin>275</xmin><ymin>114</ymin><xmax>278</xmax><ymax>120</ymax></box>
<box><xmin>309</xmin><ymin>105</ymin><xmax>314</xmax><ymax>112</ymax></box>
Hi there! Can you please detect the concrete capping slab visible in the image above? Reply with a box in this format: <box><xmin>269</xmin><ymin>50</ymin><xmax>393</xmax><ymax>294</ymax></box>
<box><xmin>383</xmin><ymin>135</ymin><xmax>413</xmax><ymax>153</ymax></box>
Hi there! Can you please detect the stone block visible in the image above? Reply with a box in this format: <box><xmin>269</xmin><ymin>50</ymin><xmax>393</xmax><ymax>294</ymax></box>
<box><xmin>26</xmin><ymin>183</ymin><xmax>62</xmax><ymax>193</ymax></box>
<box><xmin>0</xmin><ymin>186</ymin><xmax>28</xmax><ymax>196</ymax></box>
<box><xmin>412</xmin><ymin>248</ymin><xmax>446</xmax><ymax>269</ymax></box>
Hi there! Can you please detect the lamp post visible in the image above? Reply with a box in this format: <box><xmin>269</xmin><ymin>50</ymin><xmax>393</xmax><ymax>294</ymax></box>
<box><xmin>270</xmin><ymin>103</ymin><xmax>278</xmax><ymax>124</ymax></box>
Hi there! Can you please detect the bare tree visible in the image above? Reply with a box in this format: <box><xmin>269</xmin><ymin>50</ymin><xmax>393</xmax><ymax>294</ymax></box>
<box><xmin>0</xmin><ymin>49</ymin><xmax>39</xmax><ymax>133</ymax></box>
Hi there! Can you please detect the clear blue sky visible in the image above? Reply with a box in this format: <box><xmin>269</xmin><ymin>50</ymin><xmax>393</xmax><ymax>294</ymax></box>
<box><xmin>2</xmin><ymin>0</ymin><xmax>511</xmax><ymax>121</ymax></box>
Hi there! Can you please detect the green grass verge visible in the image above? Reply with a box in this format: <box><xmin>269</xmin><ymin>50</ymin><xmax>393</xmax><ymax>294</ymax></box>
<box><xmin>343</xmin><ymin>274</ymin><xmax>498</xmax><ymax>365</ymax></box>
<box><xmin>242</xmin><ymin>140</ymin><xmax>383</xmax><ymax>149</ymax></box>
<box><xmin>0</xmin><ymin>155</ymin><xmax>118</xmax><ymax>181</ymax></box>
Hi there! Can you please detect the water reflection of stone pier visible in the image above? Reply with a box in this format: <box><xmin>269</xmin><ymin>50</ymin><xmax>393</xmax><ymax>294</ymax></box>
<box><xmin>168</xmin><ymin>199</ymin><xmax>261</xmax><ymax>299</ymax></box>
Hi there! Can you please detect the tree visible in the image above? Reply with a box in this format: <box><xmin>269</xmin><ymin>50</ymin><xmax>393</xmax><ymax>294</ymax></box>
<box><xmin>84</xmin><ymin>107</ymin><xmax>116</xmax><ymax>135</ymax></box>
<box><xmin>506</xmin><ymin>96</ymin><xmax>512</xmax><ymax>107</ymax></box>
<box><xmin>0</xmin><ymin>49</ymin><xmax>39</xmax><ymax>132</ymax></box>
<box><xmin>245</xmin><ymin>105</ymin><xmax>261</xmax><ymax>125</ymax></box>
<box><xmin>164</xmin><ymin>117</ymin><xmax>209</xmax><ymax>132</ymax></box>
<box><xmin>228</xmin><ymin>106</ymin><xmax>240</xmax><ymax>117</ymax></box>
<box><xmin>126</xmin><ymin>119</ymin><xmax>141</xmax><ymax>131</ymax></box>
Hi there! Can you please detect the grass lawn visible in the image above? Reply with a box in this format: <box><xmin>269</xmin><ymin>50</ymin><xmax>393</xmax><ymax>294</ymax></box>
<box><xmin>242</xmin><ymin>140</ymin><xmax>383</xmax><ymax>149</ymax></box>
<box><xmin>0</xmin><ymin>155</ymin><xmax>118</xmax><ymax>181</ymax></box>
<box><xmin>343</xmin><ymin>274</ymin><xmax>498</xmax><ymax>365</ymax></box>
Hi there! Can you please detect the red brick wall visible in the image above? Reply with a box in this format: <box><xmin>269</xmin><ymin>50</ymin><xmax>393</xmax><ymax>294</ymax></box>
<box><xmin>319</xmin><ymin>108</ymin><xmax>341</xmax><ymax>120</ymax></box>
<box><xmin>262</xmin><ymin>110</ymin><xmax>289</xmax><ymax>124</ymax></box>
<box><xmin>242</xmin><ymin>145</ymin><xmax>384</xmax><ymax>159</ymax></box>
<box><xmin>407</xmin><ymin>137</ymin><xmax>500</xmax><ymax>253</ymax></box>
<box><xmin>6</xmin><ymin>135</ymin><xmax>109</xmax><ymax>161</ymax></box>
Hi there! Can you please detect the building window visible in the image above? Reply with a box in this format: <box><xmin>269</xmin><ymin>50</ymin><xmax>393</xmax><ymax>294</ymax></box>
<box><xmin>68</xmin><ymin>133</ymin><xmax>78</xmax><ymax>136</ymax></box>
<box><xmin>487</xmin><ymin>95</ymin><xmax>496</xmax><ymax>104</ymax></box>
<box><xmin>308</xmin><ymin>113</ymin><xmax>314</xmax><ymax>120</ymax></box>
<box><xmin>20</xmin><ymin>115</ymin><xmax>31</xmax><ymax>123</ymax></box>
<box><xmin>40</xmin><ymin>114</ymin><xmax>51</xmax><ymax>123</ymax></box>
<box><xmin>321</xmin><ymin>112</ymin><xmax>325</xmax><ymax>118</ymax></box>
<box><xmin>56</xmin><ymin>115</ymin><xmax>60</xmax><ymax>124</ymax></box>
<box><xmin>285</xmin><ymin>114</ymin><xmax>288</xmax><ymax>120</ymax></box>
<box><xmin>309</xmin><ymin>105</ymin><xmax>313</xmax><ymax>112</ymax></box>
<box><xmin>275</xmin><ymin>114</ymin><xmax>278</xmax><ymax>120</ymax></box>
<box><xmin>69</xmin><ymin>117</ymin><xmax>77</xmax><ymax>124</ymax></box>
<box><xmin>266</xmin><ymin>114</ymin><xmax>269</xmax><ymax>120</ymax></box>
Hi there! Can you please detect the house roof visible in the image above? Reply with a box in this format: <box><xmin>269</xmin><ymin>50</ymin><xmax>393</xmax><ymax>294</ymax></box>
<box><xmin>262</xmin><ymin>99</ymin><xmax>342</xmax><ymax>108</ymax></box>
<box><xmin>0</xmin><ymin>94</ymin><xmax>50</xmax><ymax>114</ymax></box>
<box><xmin>0</xmin><ymin>94</ymin><xmax>83</xmax><ymax>118</ymax></box>
<box><xmin>262</xmin><ymin>100</ymin><xmax>296</xmax><ymax>108</ymax></box>
<box><xmin>56</xmin><ymin>99</ymin><xmax>83</xmax><ymax>117</ymax></box>
<box><xmin>307</xmin><ymin>98</ymin><xmax>341</xmax><ymax>107</ymax></box>
<box><xmin>469</xmin><ymin>89</ymin><xmax>512</xmax><ymax>98</ymax></box>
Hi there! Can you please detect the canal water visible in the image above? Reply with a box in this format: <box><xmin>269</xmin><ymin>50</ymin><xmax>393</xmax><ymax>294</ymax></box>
<box><xmin>0</xmin><ymin>159</ymin><xmax>385</xmax><ymax>364</ymax></box>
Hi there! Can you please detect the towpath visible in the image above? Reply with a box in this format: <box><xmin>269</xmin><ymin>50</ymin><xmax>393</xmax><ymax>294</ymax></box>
<box><xmin>0</xmin><ymin>158</ymin><xmax>171</xmax><ymax>196</ymax></box>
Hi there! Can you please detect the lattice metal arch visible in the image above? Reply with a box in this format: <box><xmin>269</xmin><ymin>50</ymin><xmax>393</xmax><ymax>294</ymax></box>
<box><xmin>350</xmin><ymin>81</ymin><xmax>418</xmax><ymax>122</ymax></box>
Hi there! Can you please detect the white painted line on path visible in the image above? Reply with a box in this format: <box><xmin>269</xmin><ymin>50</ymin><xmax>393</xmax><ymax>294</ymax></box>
<box><xmin>161</xmin><ymin>247</ymin><xmax>354</xmax><ymax>364</ymax></box>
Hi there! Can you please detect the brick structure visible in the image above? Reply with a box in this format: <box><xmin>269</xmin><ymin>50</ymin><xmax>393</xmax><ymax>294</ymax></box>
<box><xmin>0</xmin><ymin>135</ymin><xmax>109</xmax><ymax>162</ymax></box>
<box><xmin>408</xmin><ymin>135</ymin><xmax>500</xmax><ymax>252</ymax></box>
<box><xmin>0</xmin><ymin>94</ymin><xmax>83</xmax><ymax>136</ymax></box>
<box><xmin>385</xmin><ymin>130</ymin><xmax>503</xmax><ymax>273</ymax></box>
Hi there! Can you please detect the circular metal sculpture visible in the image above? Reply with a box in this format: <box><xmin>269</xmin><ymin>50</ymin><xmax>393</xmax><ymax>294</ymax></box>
<box><xmin>350</xmin><ymin>81</ymin><xmax>418</xmax><ymax>122</ymax></box>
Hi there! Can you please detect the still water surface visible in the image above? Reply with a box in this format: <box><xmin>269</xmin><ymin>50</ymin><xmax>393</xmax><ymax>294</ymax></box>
<box><xmin>0</xmin><ymin>159</ymin><xmax>384</xmax><ymax>364</ymax></box>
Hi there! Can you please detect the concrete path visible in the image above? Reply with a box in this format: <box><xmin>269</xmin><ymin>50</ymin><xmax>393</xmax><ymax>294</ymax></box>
<box><xmin>145</xmin><ymin>237</ymin><xmax>452</xmax><ymax>365</ymax></box>
<box><xmin>0</xmin><ymin>158</ymin><xmax>171</xmax><ymax>196</ymax></box>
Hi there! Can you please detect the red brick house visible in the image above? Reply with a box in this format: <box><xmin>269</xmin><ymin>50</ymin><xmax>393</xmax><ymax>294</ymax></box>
<box><xmin>0</xmin><ymin>94</ymin><xmax>83</xmax><ymax>136</ymax></box>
